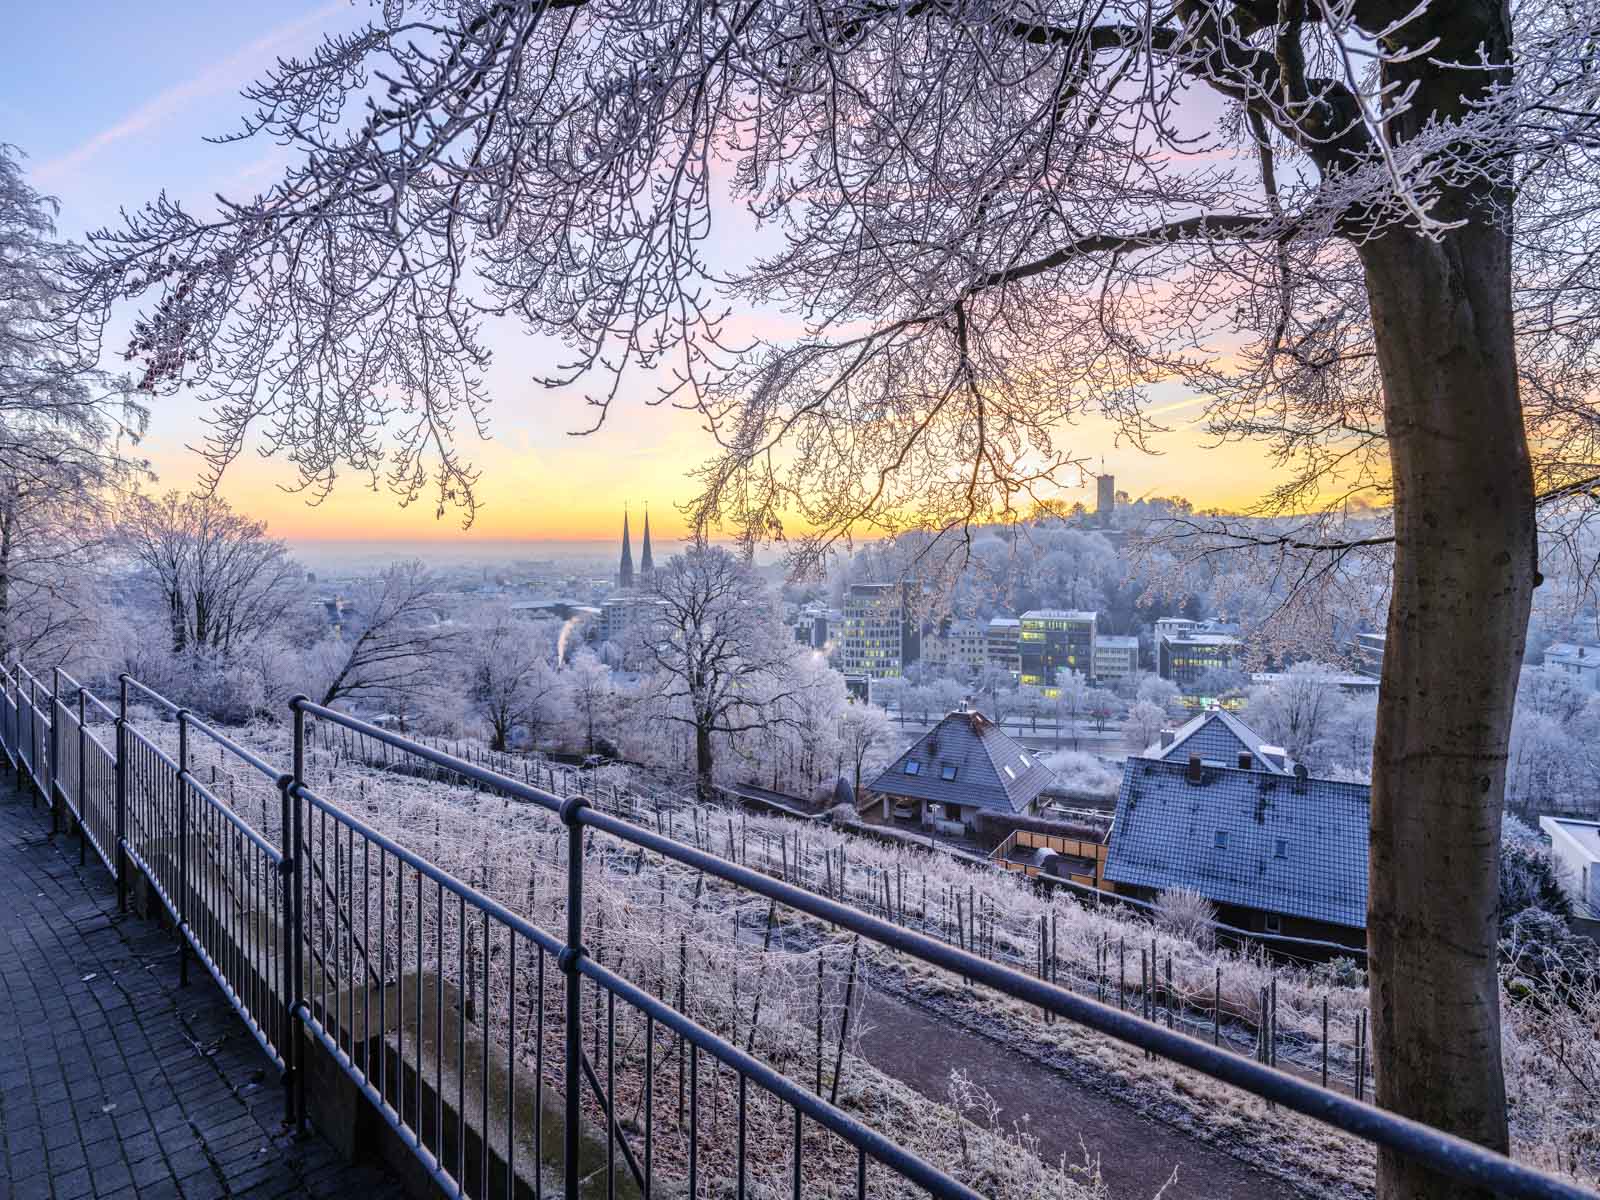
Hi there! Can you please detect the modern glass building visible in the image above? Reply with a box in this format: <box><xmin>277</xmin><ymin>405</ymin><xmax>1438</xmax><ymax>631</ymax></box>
<box><xmin>840</xmin><ymin>582</ymin><xmax>921</xmax><ymax>679</ymax></box>
<box><xmin>1018</xmin><ymin>609</ymin><xmax>1096</xmax><ymax>687</ymax></box>
<box><xmin>1158</xmin><ymin>630</ymin><xmax>1244</xmax><ymax>686</ymax></box>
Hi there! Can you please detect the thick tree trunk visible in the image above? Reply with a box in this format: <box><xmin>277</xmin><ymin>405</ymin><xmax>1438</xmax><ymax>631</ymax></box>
<box><xmin>695</xmin><ymin>723</ymin><xmax>714</xmax><ymax>800</ymax></box>
<box><xmin>1359</xmin><ymin>211</ymin><xmax>1533</xmax><ymax>1199</ymax></box>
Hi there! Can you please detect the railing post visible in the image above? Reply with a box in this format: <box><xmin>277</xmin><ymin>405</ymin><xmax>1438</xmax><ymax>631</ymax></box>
<box><xmin>77</xmin><ymin>687</ymin><xmax>86</xmax><ymax>866</ymax></box>
<box><xmin>291</xmin><ymin>697</ymin><xmax>308</xmax><ymax>1134</ymax></box>
<box><xmin>278</xmin><ymin>761</ymin><xmax>297</xmax><ymax>1127</ymax></box>
<box><xmin>116</xmin><ymin>675</ymin><xmax>129</xmax><ymax>912</ymax></box>
<box><xmin>49</xmin><ymin>668</ymin><xmax>60</xmax><ymax>832</ymax></box>
<box><xmin>559</xmin><ymin>794</ymin><xmax>588</xmax><ymax>1200</ymax></box>
<box><xmin>28</xmin><ymin>672</ymin><xmax>37</xmax><ymax>809</ymax></box>
<box><xmin>177</xmin><ymin>708</ymin><xmax>190</xmax><ymax>988</ymax></box>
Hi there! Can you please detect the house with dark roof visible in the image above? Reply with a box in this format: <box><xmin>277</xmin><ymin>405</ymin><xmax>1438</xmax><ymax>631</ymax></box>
<box><xmin>1148</xmin><ymin>709</ymin><xmax>1290</xmax><ymax>774</ymax></box>
<box><xmin>1103</xmin><ymin>755</ymin><xmax>1369</xmax><ymax>950</ymax></box>
<box><xmin>867</xmin><ymin>709</ymin><xmax>1057</xmax><ymax>831</ymax></box>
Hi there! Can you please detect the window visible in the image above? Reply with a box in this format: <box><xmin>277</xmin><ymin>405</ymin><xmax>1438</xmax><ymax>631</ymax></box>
<box><xmin>940</xmin><ymin>764</ymin><xmax>958</xmax><ymax>781</ymax></box>
<box><xmin>904</xmin><ymin>760</ymin><xmax>921</xmax><ymax>775</ymax></box>
<box><xmin>1274</xmin><ymin>838</ymin><xmax>1288</xmax><ymax>859</ymax></box>
<box><xmin>1263</xmin><ymin>913</ymin><xmax>1282</xmax><ymax>933</ymax></box>
<box><xmin>1214</xmin><ymin>830</ymin><xmax>1228</xmax><ymax>849</ymax></box>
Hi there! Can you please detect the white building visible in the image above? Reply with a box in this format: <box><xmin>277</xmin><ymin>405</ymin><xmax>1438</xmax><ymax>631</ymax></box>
<box><xmin>600</xmin><ymin>594</ymin><xmax>667</xmax><ymax>644</ymax></box>
<box><xmin>1544</xmin><ymin>643</ymin><xmax>1600</xmax><ymax>693</ymax></box>
<box><xmin>1540</xmin><ymin>816</ymin><xmax>1600</xmax><ymax>915</ymax></box>
<box><xmin>1093</xmin><ymin>634</ymin><xmax>1139</xmax><ymax>684</ymax></box>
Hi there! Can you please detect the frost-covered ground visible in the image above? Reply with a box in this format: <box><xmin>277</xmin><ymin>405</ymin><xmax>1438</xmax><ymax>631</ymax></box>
<box><xmin>130</xmin><ymin>708</ymin><xmax>1600</xmax><ymax>1196</ymax></box>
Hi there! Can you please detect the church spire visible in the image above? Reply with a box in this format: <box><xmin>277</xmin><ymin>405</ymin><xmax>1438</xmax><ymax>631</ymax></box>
<box><xmin>640</xmin><ymin>503</ymin><xmax>654</xmax><ymax>580</ymax></box>
<box><xmin>618</xmin><ymin>508</ymin><xmax>635</xmax><ymax>589</ymax></box>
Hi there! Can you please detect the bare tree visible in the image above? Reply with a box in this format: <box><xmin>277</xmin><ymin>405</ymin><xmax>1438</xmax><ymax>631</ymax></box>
<box><xmin>464</xmin><ymin>604</ymin><xmax>557</xmax><ymax>751</ymax></box>
<box><xmin>121</xmin><ymin>491</ymin><xmax>299</xmax><ymax>655</ymax></box>
<box><xmin>315</xmin><ymin>560</ymin><xmax>456</xmax><ymax>708</ymax></box>
<box><xmin>837</xmin><ymin>701</ymin><xmax>895</xmax><ymax>800</ymax></box>
<box><xmin>1244</xmin><ymin>663</ymin><xmax>1343</xmax><ymax>764</ymax></box>
<box><xmin>638</xmin><ymin>546</ymin><xmax>802</xmax><ymax>796</ymax></box>
<box><xmin>0</xmin><ymin>145</ymin><xmax>148</xmax><ymax>662</ymax></box>
<box><xmin>561</xmin><ymin>649</ymin><xmax>615</xmax><ymax>757</ymax></box>
<box><xmin>72</xmin><ymin>3</ymin><xmax>1600</xmax><ymax>1188</ymax></box>
<box><xmin>1</xmin><ymin>146</ymin><xmax>145</xmax><ymax>486</ymax></box>
<box><xmin>1126</xmin><ymin>700</ymin><xmax>1167</xmax><ymax>753</ymax></box>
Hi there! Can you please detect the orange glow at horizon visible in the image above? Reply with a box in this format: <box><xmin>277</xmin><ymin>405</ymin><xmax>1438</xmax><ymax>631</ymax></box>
<box><xmin>145</xmin><ymin>394</ymin><xmax>1295</xmax><ymax>546</ymax></box>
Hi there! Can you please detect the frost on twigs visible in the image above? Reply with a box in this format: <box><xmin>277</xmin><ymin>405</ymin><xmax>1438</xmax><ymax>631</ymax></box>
<box><xmin>66</xmin><ymin>1</ymin><xmax>1600</xmax><ymax>547</ymax></box>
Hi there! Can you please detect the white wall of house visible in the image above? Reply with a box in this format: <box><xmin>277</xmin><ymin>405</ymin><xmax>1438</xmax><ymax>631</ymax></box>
<box><xmin>1540</xmin><ymin>816</ymin><xmax>1600</xmax><ymax>913</ymax></box>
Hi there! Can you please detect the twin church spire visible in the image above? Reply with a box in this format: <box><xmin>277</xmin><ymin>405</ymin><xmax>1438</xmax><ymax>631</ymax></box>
<box><xmin>617</xmin><ymin>505</ymin><xmax>654</xmax><ymax>590</ymax></box>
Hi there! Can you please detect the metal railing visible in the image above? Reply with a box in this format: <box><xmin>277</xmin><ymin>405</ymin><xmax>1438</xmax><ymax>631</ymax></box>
<box><xmin>0</xmin><ymin>666</ymin><xmax>1592</xmax><ymax>1200</ymax></box>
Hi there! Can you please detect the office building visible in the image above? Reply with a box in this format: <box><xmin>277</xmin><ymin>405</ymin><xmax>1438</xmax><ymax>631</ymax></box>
<box><xmin>1158</xmin><ymin>627</ymin><xmax>1244</xmax><ymax>687</ymax></box>
<box><xmin>1092</xmin><ymin>634</ymin><xmax>1139</xmax><ymax>684</ymax></box>
<box><xmin>1018</xmin><ymin>609</ymin><xmax>1096</xmax><ymax>688</ymax></box>
<box><xmin>986</xmin><ymin>617</ymin><xmax>1020</xmax><ymax>675</ymax></box>
<box><xmin>840</xmin><ymin>583</ymin><xmax>921</xmax><ymax>679</ymax></box>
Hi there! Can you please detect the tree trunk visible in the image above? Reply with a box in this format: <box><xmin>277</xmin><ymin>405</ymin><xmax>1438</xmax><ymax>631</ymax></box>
<box><xmin>695</xmin><ymin>723</ymin><xmax>714</xmax><ymax>800</ymax></box>
<box><xmin>1360</xmin><ymin>209</ymin><xmax>1531</xmax><ymax>1199</ymax></box>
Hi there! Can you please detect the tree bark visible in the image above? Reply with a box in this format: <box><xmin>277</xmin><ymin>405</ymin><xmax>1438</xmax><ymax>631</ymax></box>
<box><xmin>1360</xmin><ymin>210</ymin><xmax>1532</xmax><ymax>1198</ymax></box>
<box><xmin>695</xmin><ymin>722</ymin><xmax>714</xmax><ymax>800</ymax></box>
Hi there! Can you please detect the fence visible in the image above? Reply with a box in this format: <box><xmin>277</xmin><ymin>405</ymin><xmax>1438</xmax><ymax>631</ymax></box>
<box><xmin>0</xmin><ymin>663</ymin><xmax>1592</xmax><ymax>1200</ymax></box>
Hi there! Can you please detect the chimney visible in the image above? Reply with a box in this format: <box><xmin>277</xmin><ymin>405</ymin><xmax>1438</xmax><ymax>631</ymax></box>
<box><xmin>1187</xmin><ymin>754</ymin><xmax>1203</xmax><ymax>784</ymax></box>
<box><xmin>1159</xmin><ymin>729</ymin><xmax>1176</xmax><ymax>749</ymax></box>
<box><xmin>1238</xmin><ymin>752</ymin><xmax>1253</xmax><ymax>770</ymax></box>
<box><xmin>1293</xmin><ymin>762</ymin><xmax>1309</xmax><ymax>792</ymax></box>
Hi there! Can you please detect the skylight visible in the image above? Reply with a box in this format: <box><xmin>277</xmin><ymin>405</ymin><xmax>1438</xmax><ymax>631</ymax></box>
<box><xmin>1214</xmin><ymin>830</ymin><xmax>1228</xmax><ymax>849</ymax></box>
<box><xmin>904</xmin><ymin>760</ymin><xmax>921</xmax><ymax>775</ymax></box>
<box><xmin>1275</xmin><ymin>838</ymin><xmax>1288</xmax><ymax>859</ymax></box>
<box><xmin>1003</xmin><ymin>765</ymin><xmax>1016</xmax><ymax>780</ymax></box>
<box><xmin>940</xmin><ymin>764</ymin><xmax>957</xmax><ymax>781</ymax></box>
<box><xmin>1018</xmin><ymin>753</ymin><xmax>1031</xmax><ymax>766</ymax></box>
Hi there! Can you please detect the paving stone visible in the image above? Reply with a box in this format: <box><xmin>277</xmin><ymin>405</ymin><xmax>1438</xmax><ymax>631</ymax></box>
<box><xmin>0</xmin><ymin>781</ymin><xmax>407</xmax><ymax>1199</ymax></box>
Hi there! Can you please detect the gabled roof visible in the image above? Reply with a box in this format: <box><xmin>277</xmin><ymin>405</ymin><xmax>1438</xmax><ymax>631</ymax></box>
<box><xmin>1152</xmin><ymin>710</ymin><xmax>1288</xmax><ymax>774</ymax></box>
<box><xmin>1104</xmin><ymin>759</ymin><xmax>1369</xmax><ymax>929</ymax></box>
<box><xmin>870</xmin><ymin>710</ymin><xmax>1057</xmax><ymax>814</ymax></box>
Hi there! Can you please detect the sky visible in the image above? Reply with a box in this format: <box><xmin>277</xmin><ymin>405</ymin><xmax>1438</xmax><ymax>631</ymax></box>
<box><xmin>1</xmin><ymin>1</ymin><xmax>1288</xmax><ymax>547</ymax></box>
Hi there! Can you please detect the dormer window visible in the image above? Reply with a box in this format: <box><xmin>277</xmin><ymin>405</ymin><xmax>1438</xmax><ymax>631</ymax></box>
<box><xmin>940</xmin><ymin>764</ymin><xmax>958</xmax><ymax>781</ymax></box>
<box><xmin>904</xmin><ymin>760</ymin><xmax>921</xmax><ymax>775</ymax></box>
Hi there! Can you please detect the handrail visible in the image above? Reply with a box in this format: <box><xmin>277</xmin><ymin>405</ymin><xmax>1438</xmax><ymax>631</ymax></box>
<box><xmin>119</xmin><ymin>673</ymin><xmax>283</xmax><ymax>781</ymax></box>
<box><xmin>0</xmin><ymin>677</ymin><xmax>1588</xmax><ymax>1200</ymax></box>
<box><xmin>296</xmin><ymin>780</ymin><xmax>577</xmax><ymax>961</ymax></box>
<box><xmin>290</xmin><ymin>695</ymin><xmax>1592</xmax><ymax>1200</ymax></box>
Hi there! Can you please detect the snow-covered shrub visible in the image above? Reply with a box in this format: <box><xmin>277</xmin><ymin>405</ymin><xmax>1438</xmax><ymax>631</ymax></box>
<box><xmin>1154</xmin><ymin>886</ymin><xmax>1217</xmax><ymax>951</ymax></box>
<box><xmin>1501</xmin><ymin>909</ymin><xmax>1599</xmax><ymax>1003</ymax></box>
<box><xmin>1038</xmin><ymin>750</ymin><xmax>1119</xmax><ymax>797</ymax></box>
<box><xmin>1313</xmin><ymin>956</ymin><xmax>1366</xmax><ymax>990</ymax></box>
<box><xmin>1500</xmin><ymin>817</ymin><xmax>1572</xmax><ymax>929</ymax></box>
